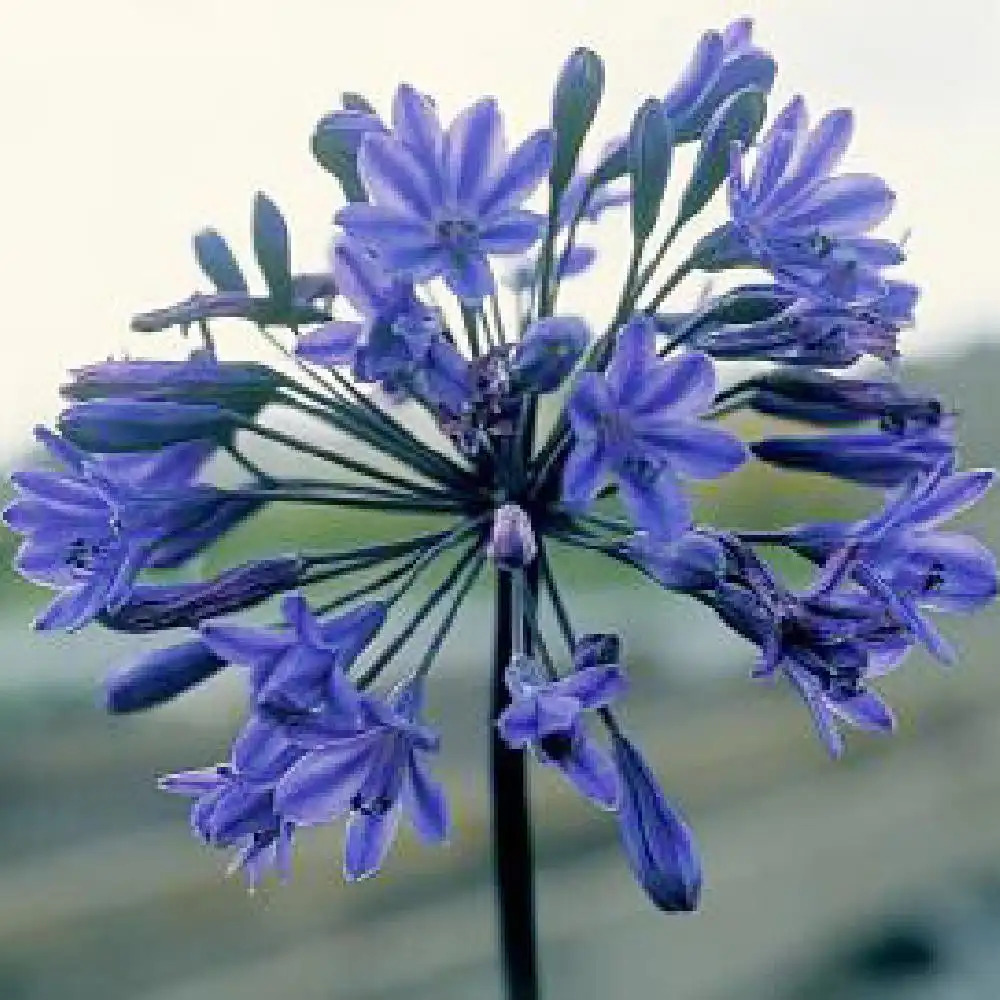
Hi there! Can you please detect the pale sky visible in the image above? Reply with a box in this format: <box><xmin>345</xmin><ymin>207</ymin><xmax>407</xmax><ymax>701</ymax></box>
<box><xmin>0</xmin><ymin>0</ymin><xmax>998</xmax><ymax>455</ymax></box>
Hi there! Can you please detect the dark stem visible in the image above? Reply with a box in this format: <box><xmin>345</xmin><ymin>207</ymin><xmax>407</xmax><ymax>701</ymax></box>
<box><xmin>490</xmin><ymin>568</ymin><xmax>540</xmax><ymax>1000</ymax></box>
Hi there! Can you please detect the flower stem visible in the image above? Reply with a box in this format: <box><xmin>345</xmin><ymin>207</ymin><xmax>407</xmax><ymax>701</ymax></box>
<box><xmin>491</xmin><ymin>567</ymin><xmax>540</xmax><ymax>1000</ymax></box>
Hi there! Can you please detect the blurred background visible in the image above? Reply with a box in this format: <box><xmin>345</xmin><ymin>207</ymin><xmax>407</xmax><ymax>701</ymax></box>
<box><xmin>1</xmin><ymin>1</ymin><xmax>999</xmax><ymax>998</ymax></box>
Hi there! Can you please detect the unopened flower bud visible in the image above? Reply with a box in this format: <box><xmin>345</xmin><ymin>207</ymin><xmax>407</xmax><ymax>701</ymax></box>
<box><xmin>487</xmin><ymin>504</ymin><xmax>537</xmax><ymax>570</ymax></box>
<box><xmin>103</xmin><ymin>640</ymin><xmax>226</xmax><ymax>713</ymax></box>
<box><xmin>612</xmin><ymin>732</ymin><xmax>702</xmax><ymax>912</ymax></box>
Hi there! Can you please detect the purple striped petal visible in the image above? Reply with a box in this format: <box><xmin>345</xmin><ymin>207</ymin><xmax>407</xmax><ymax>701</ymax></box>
<box><xmin>778</xmin><ymin>174</ymin><xmax>895</xmax><ymax>236</ymax></box>
<box><xmin>556</xmin><ymin>663</ymin><xmax>628</xmax><ymax>710</ymax></box>
<box><xmin>357</xmin><ymin>134</ymin><xmax>435</xmax><ymax>218</ymax></box>
<box><xmin>637</xmin><ymin>422</ymin><xmax>747</xmax><ymax>479</ymax></box>
<box><xmin>444</xmin><ymin>98</ymin><xmax>505</xmax><ymax>209</ymax></box>
<box><xmin>479</xmin><ymin>129</ymin><xmax>554</xmax><ymax>217</ymax></box>
<box><xmin>403</xmin><ymin>755</ymin><xmax>449</xmax><ymax>843</ymax></box>
<box><xmin>618</xmin><ymin>465</ymin><xmax>692</xmax><ymax>539</ymax></box>
<box><xmin>343</xmin><ymin>804</ymin><xmax>401</xmax><ymax>880</ymax></box>
<box><xmin>479</xmin><ymin>210</ymin><xmax>545</xmax><ymax>253</ymax></box>
<box><xmin>561</xmin><ymin>438</ymin><xmax>607</xmax><ymax>508</ymax></box>
<box><xmin>275</xmin><ymin>738</ymin><xmax>379</xmax><ymax>824</ymax></box>
<box><xmin>560</xmin><ymin>738</ymin><xmax>620</xmax><ymax>810</ymax></box>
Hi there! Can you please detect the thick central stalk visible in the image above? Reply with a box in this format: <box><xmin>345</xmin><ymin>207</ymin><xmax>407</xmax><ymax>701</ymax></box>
<box><xmin>490</xmin><ymin>568</ymin><xmax>540</xmax><ymax>1000</ymax></box>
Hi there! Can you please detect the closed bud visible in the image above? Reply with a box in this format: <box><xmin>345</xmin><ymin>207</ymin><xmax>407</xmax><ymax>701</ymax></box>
<box><xmin>62</xmin><ymin>354</ymin><xmax>281</xmax><ymax>418</ymax></box>
<box><xmin>487</xmin><ymin>504</ymin><xmax>537</xmax><ymax>570</ymax></box>
<box><xmin>511</xmin><ymin>317</ymin><xmax>589</xmax><ymax>392</ymax></box>
<box><xmin>103</xmin><ymin>640</ymin><xmax>226</xmax><ymax>713</ymax></box>
<box><xmin>59</xmin><ymin>399</ymin><xmax>235</xmax><ymax>453</ymax></box>
<box><xmin>100</xmin><ymin>557</ymin><xmax>306</xmax><ymax>633</ymax></box>
<box><xmin>612</xmin><ymin>732</ymin><xmax>702</xmax><ymax>912</ymax></box>
<box><xmin>749</xmin><ymin>370</ymin><xmax>943</xmax><ymax>427</ymax></box>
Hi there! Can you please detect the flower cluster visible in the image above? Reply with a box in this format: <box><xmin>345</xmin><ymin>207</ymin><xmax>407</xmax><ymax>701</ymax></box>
<box><xmin>6</xmin><ymin>17</ymin><xmax>995</xmax><ymax>920</ymax></box>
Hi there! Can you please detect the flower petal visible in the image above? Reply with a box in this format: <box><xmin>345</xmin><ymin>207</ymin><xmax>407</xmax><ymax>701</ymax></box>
<box><xmin>343</xmin><ymin>804</ymin><xmax>401</xmax><ymax>880</ymax></box>
<box><xmin>403</xmin><ymin>755</ymin><xmax>449</xmax><ymax>843</ymax></box>
<box><xmin>357</xmin><ymin>134</ymin><xmax>435</xmax><ymax>218</ymax></box>
<box><xmin>275</xmin><ymin>738</ymin><xmax>379</xmax><ymax>824</ymax></box>
<box><xmin>479</xmin><ymin>129</ymin><xmax>554</xmax><ymax>217</ymax></box>
<box><xmin>445</xmin><ymin>98</ymin><xmax>505</xmax><ymax>209</ymax></box>
<box><xmin>561</xmin><ymin>438</ymin><xmax>608</xmax><ymax>508</ymax></box>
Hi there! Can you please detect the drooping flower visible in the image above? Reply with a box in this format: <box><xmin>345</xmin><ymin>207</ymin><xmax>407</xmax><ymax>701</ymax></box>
<box><xmin>563</xmin><ymin>317</ymin><xmax>746</xmax><ymax>538</ymax></box>
<box><xmin>160</xmin><ymin>721</ymin><xmax>300</xmax><ymax>888</ymax></box>
<box><xmin>497</xmin><ymin>637</ymin><xmax>626</xmax><ymax>809</ymax></box>
<box><xmin>3</xmin><ymin>431</ymin><xmax>226</xmax><ymax>631</ymax></box>
<box><xmin>337</xmin><ymin>85</ymin><xmax>554</xmax><ymax>302</ymax></box>
<box><xmin>611</xmin><ymin>732</ymin><xmax>702</xmax><ymax>912</ymax></box>
<box><xmin>274</xmin><ymin>680</ymin><xmax>449</xmax><ymax>881</ymax></box>
<box><xmin>509</xmin><ymin>316</ymin><xmax>589</xmax><ymax>392</ymax></box>
<box><xmin>200</xmin><ymin>592</ymin><xmax>385</xmax><ymax>712</ymax></box>
<box><xmin>788</xmin><ymin>462</ymin><xmax>997</xmax><ymax>659</ymax></box>
<box><xmin>683</xmin><ymin>279</ymin><xmax>918</xmax><ymax>367</ymax></box>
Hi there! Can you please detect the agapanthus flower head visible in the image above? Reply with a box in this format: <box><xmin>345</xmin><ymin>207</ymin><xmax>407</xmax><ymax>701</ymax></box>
<box><xmin>337</xmin><ymin>85</ymin><xmax>554</xmax><ymax>302</ymax></box>
<box><xmin>8</xmin><ymin>16</ymin><xmax>996</xmax><ymax>949</ymax></box>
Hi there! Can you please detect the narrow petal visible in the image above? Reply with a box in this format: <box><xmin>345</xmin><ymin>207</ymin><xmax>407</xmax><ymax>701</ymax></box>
<box><xmin>275</xmin><ymin>738</ymin><xmax>379</xmax><ymax>824</ymax></box>
<box><xmin>331</xmin><ymin>239</ymin><xmax>391</xmax><ymax>316</ymax></box>
<box><xmin>606</xmin><ymin>317</ymin><xmax>656</xmax><ymax>402</ymax></box>
<box><xmin>357</xmin><ymin>134</ymin><xmax>435</xmax><ymax>218</ymax></box>
<box><xmin>343</xmin><ymin>805</ymin><xmax>401</xmax><ymax>880</ymax></box>
<box><xmin>905</xmin><ymin>468</ymin><xmax>995</xmax><ymax>529</ymax></box>
<box><xmin>560</xmin><ymin>738</ymin><xmax>620</xmax><ymax>810</ymax></box>
<box><xmin>637</xmin><ymin>422</ymin><xmax>747</xmax><ymax>479</ymax></box>
<box><xmin>497</xmin><ymin>699</ymin><xmax>541</xmax><ymax>747</ymax></box>
<box><xmin>829</xmin><ymin>689</ymin><xmax>896</xmax><ymax>732</ymax></box>
<box><xmin>478</xmin><ymin>210</ymin><xmax>545</xmax><ymax>253</ymax></box>
<box><xmin>295</xmin><ymin>320</ymin><xmax>364</xmax><ymax>364</ymax></box>
<box><xmin>478</xmin><ymin>129</ymin><xmax>554</xmax><ymax>217</ymax></box>
<box><xmin>561</xmin><ymin>438</ymin><xmax>607</xmax><ymax>509</ymax></box>
<box><xmin>200</xmin><ymin>622</ymin><xmax>290</xmax><ymax>667</ymax></box>
<box><xmin>556</xmin><ymin>663</ymin><xmax>628</xmax><ymax>710</ymax></box>
<box><xmin>445</xmin><ymin>98</ymin><xmax>505</xmax><ymax>209</ymax></box>
<box><xmin>391</xmin><ymin>84</ymin><xmax>444</xmax><ymax>175</ymax></box>
<box><xmin>765</xmin><ymin>108</ymin><xmax>854</xmax><ymax>212</ymax></box>
<box><xmin>441</xmin><ymin>252</ymin><xmax>495</xmax><ymax>303</ymax></box>
<box><xmin>566</xmin><ymin>371</ymin><xmax>613</xmax><ymax>436</ymax></box>
<box><xmin>778</xmin><ymin>174</ymin><xmax>895</xmax><ymax>236</ymax></box>
<box><xmin>618</xmin><ymin>465</ymin><xmax>692</xmax><ymax>539</ymax></box>
<box><xmin>335</xmin><ymin>203</ymin><xmax>430</xmax><ymax>247</ymax></box>
<box><xmin>632</xmin><ymin>351</ymin><xmax>717</xmax><ymax>418</ymax></box>
<box><xmin>403</xmin><ymin>755</ymin><xmax>449</xmax><ymax>843</ymax></box>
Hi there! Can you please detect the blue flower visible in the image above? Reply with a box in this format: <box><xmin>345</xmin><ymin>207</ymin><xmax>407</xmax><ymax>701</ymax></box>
<box><xmin>662</xmin><ymin>18</ymin><xmax>776</xmax><ymax>143</ymax></box>
<box><xmin>4</xmin><ymin>431</ymin><xmax>223</xmax><ymax>631</ymax></box>
<box><xmin>296</xmin><ymin>237</ymin><xmax>470</xmax><ymax>412</ymax></box>
<box><xmin>563</xmin><ymin>317</ymin><xmax>746</xmax><ymax>538</ymax></box>
<box><xmin>337</xmin><ymin>85</ymin><xmax>554</xmax><ymax>302</ymax></box>
<box><xmin>274</xmin><ymin>680</ymin><xmax>449</xmax><ymax>881</ymax></box>
<box><xmin>200</xmin><ymin>592</ymin><xmax>385</xmax><ymax>712</ymax></box>
<box><xmin>627</xmin><ymin>529</ymin><xmax>728</xmax><ymax>591</ymax></box>
<box><xmin>789</xmin><ymin>462</ymin><xmax>997</xmax><ymax>661</ymax></box>
<box><xmin>161</xmin><ymin>736</ymin><xmax>299</xmax><ymax>888</ymax></box>
<box><xmin>497</xmin><ymin>639</ymin><xmax>626</xmax><ymax>809</ymax></box>
<box><xmin>611</xmin><ymin>732</ymin><xmax>702</xmax><ymax>912</ymax></box>
<box><xmin>686</xmin><ymin>279</ymin><xmax>918</xmax><ymax>367</ymax></box>
<box><xmin>718</xmin><ymin>97</ymin><xmax>902</xmax><ymax>302</ymax></box>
